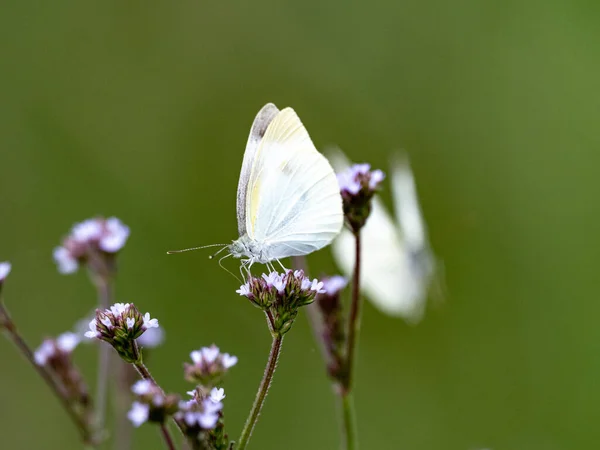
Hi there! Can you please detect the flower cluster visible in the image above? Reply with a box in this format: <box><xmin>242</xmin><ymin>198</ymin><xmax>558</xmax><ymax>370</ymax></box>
<box><xmin>315</xmin><ymin>276</ymin><xmax>348</xmax><ymax>379</ymax></box>
<box><xmin>337</xmin><ymin>164</ymin><xmax>385</xmax><ymax>232</ymax></box>
<box><xmin>0</xmin><ymin>262</ymin><xmax>11</xmax><ymax>284</ymax></box>
<box><xmin>34</xmin><ymin>332</ymin><xmax>90</xmax><ymax>407</ymax></box>
<box><xmin>237</xmin><ymin>270</ymin><xmax>325</xmax><ymax>335</ymax></box>
<box><xmin>85</xmin><ymin>303</ymin><xmax>158</xmax><ymax>363</ymax></box>
<box><xmin>184</xmin><ymin>345</ymin><xmax>238</xmax><ymax>387</ymax></box>
<box><xmin>127</xmin><ymin>380</ymin><xmax>180</xmax><ymax>427</ymax></box>
<box><xmin>53</xmin><ymin>217</ymin><xmax>130</xmax><ymax>275</ymax></box>
<box><xmin>175</xmin><ymin>387</ymin><xmax>225</xmax><ymax>432</ymax></box>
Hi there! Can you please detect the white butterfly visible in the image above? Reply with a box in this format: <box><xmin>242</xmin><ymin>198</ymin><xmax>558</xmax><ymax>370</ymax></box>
<box><xmin>330</xmin><ymin>150</ymin><xmax>436</xmax><ymax>322</ymax></box>
<box><xmin>208</xmin><ymin>103</ymin><xmax>344</xmax><ymax>274</ymax></box>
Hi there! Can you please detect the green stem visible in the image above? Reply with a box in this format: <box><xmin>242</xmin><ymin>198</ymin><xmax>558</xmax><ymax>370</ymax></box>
<box><xmin>0</xmin><ymin>301</ymin><xmax>96</xmax><ymax>446</ymax></box>
<box><xmin>237</xmin><ymin>330</ymin><xmax>284</xmax><ymax>450</ymax></box>
<box><xmin>339</xmin><ymin>231</ymin><xmax>362</xmax><ymax>449</ymax></box>
<box><xmin>340</xmin><ymin>392</ymin><xmax>357</xmax><ymax>450</ymax></box>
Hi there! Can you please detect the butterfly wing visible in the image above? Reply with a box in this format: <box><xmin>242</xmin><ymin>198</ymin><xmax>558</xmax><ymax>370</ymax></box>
<box><xmin>236</xmin><ymin>103</ymin><xmax>280</xmax><ymax>237</ymax></box>
<box><xmin>244</xmin><ymin>107</ymin><xmax>343</xmax><ymax>259</ymax></box>
<box><xmin>329</xmin><ymin>149</ymin><xmax>430</xmax><ymax>322</ymax></box>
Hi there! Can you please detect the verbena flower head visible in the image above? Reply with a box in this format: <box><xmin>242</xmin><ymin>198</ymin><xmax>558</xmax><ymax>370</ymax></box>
<box><xmin>85</xmin><ymin>303</ymin><xmax>158</xmax><ymax>363</ymax></box>
<box><xmin>53</xmin><ymin>217</ymin><xmax>130</xmax><ymax>275</ymax></box>
<box><xmin>127</xmin><ymin>380</ymin><xmax>180</xmax><ymax>427</ymax></box>
<box><xmin>184</xmin><ymin>345</ymin><xmax>238</xmax><ymax>387</ymax></box>
<box><xmin>237</xmin><ymin>270</ymin><xmax>325</xmax><ymax>335</ymax></box>
<box><xmin>33</xmin><ymin>332</ymin><xmax>89</xmax><ymax>405</ymax></box>
<box><xmin>34</xmin><ymin>332</ymin><xmax>80</xmax><ymax>366</ymax></box>
<box><xmin>337</xmin><ymin>164</ymin><xmax>385</xmax><ymax>232</ymax></box>
<box><xmin>175</xmin><ymin>393</ymin><xmax>224</xmax><ymax>433</ymax></box>
<box><xmin>0</xmin><ymin>262</ymin><xmax>11</xmax><ymax>284</ymax></box>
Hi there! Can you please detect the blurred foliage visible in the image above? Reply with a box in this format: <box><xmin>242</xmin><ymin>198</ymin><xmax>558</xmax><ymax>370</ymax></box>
<box><xmin>1</xmin><ymin>1</ymin><xmax>599</xmax><ymax>449</ymax></box>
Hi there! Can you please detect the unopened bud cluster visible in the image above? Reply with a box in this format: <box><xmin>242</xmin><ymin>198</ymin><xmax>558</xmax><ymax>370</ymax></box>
<box><xmin>127</xmin><ymin>380</ymin><xmax>180</xmax><ymax>427</ymax></box>
<box><xmin>85</xmin><ymin>303</ymin><xmax>158</xmax><ymax>363</ymax></box>
<box><xmin>237</xmin><ymin>270</ymin><xmax>325</xmax><ymax>335</ymax></box>
<box><xmin>337</xmin><ymin>164</ymin><xmax>385</xmax><ymax>232</ymax></box>
<box><xmin>53</xmin><ymin>217</ymin><xmax>130</xmax><ymax>275</ymax></box>
<box><xmin>184</xmin><ymin>345</ymin><xmax>238</xmax><ymax>388</ymax></box>
<box><xmin>315</xmin><ymin>276</ymin><xmax>348</xmax><ymax>379</ymax></box>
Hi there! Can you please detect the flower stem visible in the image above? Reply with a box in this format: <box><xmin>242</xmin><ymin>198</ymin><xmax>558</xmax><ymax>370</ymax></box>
<box><xmin>132</xmin><ymin>358</ymin><xmax>185</xmax><ymax>436</ymax></box>
<box><xmin>159</xmin><ymin>423</ymin><xmax>177</xmax><ymax>450</ymax></box>
<box><xmin>95</xmin><ymin>277</ymin><xmax>113</xmax><ymax>431</ymax></box>
<box><xmin>339</xmin><ymin>231</ymin><xmax>362</xmax><ymax>449</ymax></box>
<box><xmin>340</xmin><ymin>392</ymin><xmax>357</xmax><ymax>450</ymax></box>
<box><xmin>344</xmin><ymin>231</ymin><xmax>362</xmax><ymax>391</ymax></box>
<box><xmin>237</xmin><ymin>330</ymin><xmax>284</xmax><ymax>450</ymax></box>
<box><xmin>0</xmin><ymin>301</ymin><xmax>96</xmax><ymax>445</ymax></box>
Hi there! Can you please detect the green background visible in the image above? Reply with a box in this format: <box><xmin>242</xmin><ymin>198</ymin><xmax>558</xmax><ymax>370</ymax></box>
<box><xmin>1</xmin><ymin>1</ymin><xmax>598</xmax><ymax>449</ymax></box>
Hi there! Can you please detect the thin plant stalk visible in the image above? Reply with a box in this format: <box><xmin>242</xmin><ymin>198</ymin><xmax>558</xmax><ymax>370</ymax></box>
<box><xmin>0</xmin><ymin>301</ymin><xmax>96</xmax><ymax>445</ymax></box>
<box><xmin>237</xmin><ymin>325</ymin><xmax>284</xmax><ymax>450</ymax></box>
<box><xmin>114</xmin><ymin>363</ymin><xmax>137</xmax><ymax>450</ymax></box>
<box><xmin>94</xmin><ymin>277</ymin><xmax>113</xmax><ymax>431</ymax></box>
<box><xmin>339</xmin><ymin>231</ymin><xmax>362</xmax><ymax>449</ymax></box>
<box><xmin>131</xmin><ymin>354</ymin><xmax>185</xmax><ymax>437</ymax></box>
<box><xmin>159</xmin><ymin>424</ymin><xmax>176</xmax><ymax>450</ymax></box>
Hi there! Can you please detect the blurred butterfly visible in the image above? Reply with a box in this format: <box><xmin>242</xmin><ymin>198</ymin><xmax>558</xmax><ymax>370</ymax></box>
<box><xmin>330</xmin><ymin>149</ymin><xmax>438</xmax><ymax>322</ymax></box>
<box><xmin>170</xmin><ymin>103</ymin><xmax>343</xmax><ymax>276</ymax></box>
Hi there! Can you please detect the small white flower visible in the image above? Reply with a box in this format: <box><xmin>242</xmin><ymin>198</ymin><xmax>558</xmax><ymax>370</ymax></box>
<box><xmin>110</xmin><ymin>303</ymin><xmax>130</xmax><ymax>316</ymax></box>
<box><xmin>310</xmin><ymin>279</ymin><xmax>326</xmax><ymax>294</ymax></box>
<box><xmin>126</xmin><ymin>317</ymin><xmax>135</xmax><ymax>329</ymax></box>
<box><xmin>201</xmin><ymin>345</ymin><xmax>220</xmax><ymax>363</ymax></box>
<box><xmin>262</xmin><ymin>272</ymin><xmax>285</xmax><ymax>293</ymax></box>
<box><xmin>99</xmin><ymin>316</ymin><xmax>113</xmax><ymax>328</ymax></box>
<box><xmin>198</xmin><ymin>411</ymin><xmax>219</xmax><ymax>429</ymax></box>
<box><xmin>131</xmin><ymin>379</ymin><xmax>153</xmax><ymax>396</ymax></box>
<box><xmin>71</xmin><ymin>219</ymin><xmax>102</xmax><ymax>243</ymax></box>
<box><xmin>56</xmin><ymin>332</ymin><xmax>80</xmax><ymax>353</ymax></box>
<box><xmin>142</xmin><ymin>312</ymin><xmax>158</xmax><ymax>329</ymax></box>
<box><xmin>209</xmin><ymin>387</ymin><xmax>226</xmax><ymax>403</ymax></box>
<box><xmin>84</xmin><ymin>319</ymin><xmax>99</xmax><ymax>339</ymax></box>
<box><xmin>53</xmin><ymin>247</ymin><xmax>78</xmax><ymax>274</ymax></box>
<box><xmin>186</xmin><ymin>390</ymin><xmax>196</xmax><ymax>397</ymax></box>
<box><xmin>34</xmin><ymin>340</ymin><xmax>55</xmax><ymax>366</ymax></box>
<box><xmin>190</xmin><ymin>350</ymin><xmax>202</xmax><ymax>364</ymax></box>
<box><xmin>301</xmin><ymin>278</ymin><xmax>311</xmax><ymax>290</ymax></box>
<box><xmin>222</xmin><ymin>354</ymin><xmax>238</xmax><ymax>369</ymax></box>
<box><xmin>127</xmin><ymin>401</ymin><xmax>150</xmax><ymax>427</ymax></box>
<box><xmin>202</xmin><ymin>397</ymin><xmax>223</xmax><ymax>414</ymax></box>
<box><xmin>137</xmin><ymin>326</ymin><xmax>164</xmax><ymax>348</ymax></box>
<box><xmin>236</xmin><ymin>283</ymin><xmax>251</xmax><ymax>296</ymax></box>
<box><xmin>0</xmin><ymin>262</ymin><xmax>11</xmax><ymax>282</ymax></box>
<box><xmin>99</xmin><ymin>217</ymin><xmax>130</xmax><ymax>253</ymax></box>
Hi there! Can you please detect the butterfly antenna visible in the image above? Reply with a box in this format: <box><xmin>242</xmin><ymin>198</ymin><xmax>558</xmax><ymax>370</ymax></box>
<box><xmin>167</xmin><ymin>243</ymin><xmax>227</xmax><ymax>255</ymax></box>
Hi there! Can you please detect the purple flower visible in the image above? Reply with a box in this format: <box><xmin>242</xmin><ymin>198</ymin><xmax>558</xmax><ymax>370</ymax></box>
<box><xmin>136</xmin><ymin>325</ymin><xmax>165</xmax><ymax>348</ymax></box>
<box><xmin>185</xmin><ymin>345</ymin><xmax>238</xmax><ymax>387</ymax></box>
<box><xmin>34</xmin><ymin>332</ymin><xmax>80</xmax><ymax>366</ymax></box>
<box><xmin>237</xmin><ymin>270</ymin><xmax>326</xmax><ymax>334</ymax></box>
<box><xmin>53</xmin><ymin>217</ymin><xmax>130</xmax><ymax>275</ymax></box>
<box><xmin>128</xmin><ymin>402</ymin><xmax>150</xmax><ymax>427</ymax></box>
<box><xmin>321</xmin><ymin>276</ymin><xmax>347</xmax><ymax>296</ymax></box>
<box><xmin>0</xmin><ymin>262</ymin><xmax>12</xmax><ymax>283</ymax></box>
<box><xmin>175</xmin><ymin>396</ymin><xmax>223</xmax><ymax>431</ymax></box>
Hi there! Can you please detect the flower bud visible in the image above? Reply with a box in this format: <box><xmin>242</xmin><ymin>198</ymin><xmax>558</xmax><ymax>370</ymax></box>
<box><xmin>127</xmin><ymin>380</ymin><xmax>180</xmax><ymax>427</ymax></box>
<box><xmin>184</xmin><ymin>345</ymin><xmax>238</xmax><ymax>387</ymax></box>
